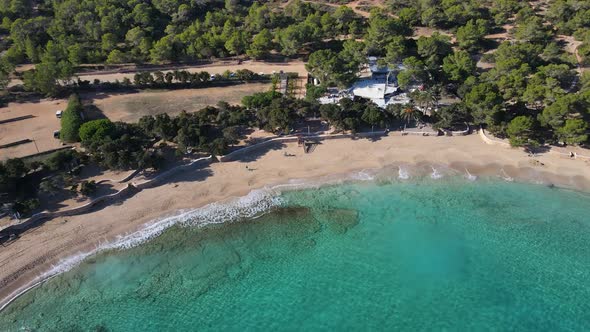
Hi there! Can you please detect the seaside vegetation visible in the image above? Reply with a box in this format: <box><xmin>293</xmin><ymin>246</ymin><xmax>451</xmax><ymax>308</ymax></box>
<box><xmin>0</xmin><ymin>150</ymin><xmax>82</xmax><ymax>215</ymax></box>
<box><xmin>2</xmin><ymin>0</ymin><xmax>590</xmax><ymax>217</ymax></box>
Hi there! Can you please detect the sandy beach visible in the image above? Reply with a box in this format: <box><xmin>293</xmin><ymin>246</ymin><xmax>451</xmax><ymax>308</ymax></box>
<box><xmin>2</xmin><ymin>134</ymin><xmax>590</xmax><ymax>309</ymax></box>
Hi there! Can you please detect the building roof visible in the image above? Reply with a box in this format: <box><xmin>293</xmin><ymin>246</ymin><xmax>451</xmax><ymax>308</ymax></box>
<box><xmin>352</xmin><ymin>79</ymin><xmax>399</xmax><ymax>99</ymax></box>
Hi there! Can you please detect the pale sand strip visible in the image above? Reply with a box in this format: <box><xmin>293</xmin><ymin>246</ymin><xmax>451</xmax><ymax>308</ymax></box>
<box><xmin>1</xmin><ymin>134</ymin><xmax>590</xmax><ymax>309</ymax></box>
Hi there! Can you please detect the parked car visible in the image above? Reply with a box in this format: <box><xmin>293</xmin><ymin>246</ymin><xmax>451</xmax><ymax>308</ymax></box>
<box><xmin>55</xmin><ymin>110</ymin><xmax>63</xmax><ymax>118</ymax></box>
<box><xmin>53</xmin><ymin>130</ymin><xmax>60</xmax><ymax>138</ymax></box>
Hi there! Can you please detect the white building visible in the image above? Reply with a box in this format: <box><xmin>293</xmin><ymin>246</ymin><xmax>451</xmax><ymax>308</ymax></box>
<box><xmin>317</xmin><ymin>58</ymin><xmax>410</xmax><ymax>108</ymax></box>
<box><xmin>350</xmin><ymin>59</ymin><xmax>409</xmax><ymax>108</ymax></box>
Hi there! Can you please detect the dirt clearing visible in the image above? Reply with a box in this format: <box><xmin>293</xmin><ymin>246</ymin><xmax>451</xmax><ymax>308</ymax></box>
<box><xmin>86</xmin><ymin>83</ymin><xmax>271</xmax><ymax>122</ymax></box>
<box><xmin>0</xmin><ymin>99</ymin><xmax>67</xmax><ymax>160</ymax></box>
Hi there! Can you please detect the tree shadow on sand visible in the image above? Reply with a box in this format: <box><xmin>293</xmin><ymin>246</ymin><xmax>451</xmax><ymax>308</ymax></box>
<box><xmin>0</xmin><ymin>163</ymin><xmax>215</xmax><ymax>245</ymax></box>
<box><xmin>232</xmin><ymin>141</ymin><xmax>288</xmax><ymax>163</ymax></box>
<box><xmin>156</xmin><ymin>166</ymin><xmax>214</xmax><ymax>186</ymax></box>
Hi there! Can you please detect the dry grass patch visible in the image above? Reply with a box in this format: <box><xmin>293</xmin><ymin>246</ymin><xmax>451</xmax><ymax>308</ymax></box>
<box><xmin>89</xmin><ymin>83</ymin><xmax>271</xmax><ymax>122</ymax></box>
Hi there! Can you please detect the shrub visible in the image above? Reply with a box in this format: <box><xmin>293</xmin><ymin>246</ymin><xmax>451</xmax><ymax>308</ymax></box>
<box><xmin>60</xmin><ymin>94</ymin><xmax>84</xmax><ymax>142</ymax></box>
<box><xmin>13</xmin><ymin>198</ymin><xmax>40</xmax><ymax>215</ymax></box>
<box><xmin>44</xmin><ymin>150</ymin><xmax>78</xmax><ymax>172</ymax></box>
<box><xmin>79</xmin><ymin>180</ymin><xmax>97</xmax><ymax>196</ymax></box>
<box><xmin>79</xmin><ymin>119</ymin><xmax>115</xmax><ymax>146</ymax></box>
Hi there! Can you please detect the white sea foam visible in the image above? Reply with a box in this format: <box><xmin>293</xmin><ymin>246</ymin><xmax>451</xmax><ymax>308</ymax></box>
<box><xmin>500</xmin><ymin>169</ymin><xmax>514</xmax><ymax>182</ymax></box>
<box><xmin>465</xmin><ymin>168</ymin><xmax>478</xmax><ymax>181</ymax></box>
<box><xmin>180</xmin><ymin>188</ymin><xmax>283</xmax><ymax>227</ymax></box>
<box><xmin>35</xmin><ymin>188</ymin><xmax>284</xmax><ymax>284</ymax></box>
<box><xmin>398</xmin><ymin>166</ymin><xmax>410</xmax><ymax>180</ymax></box>
<box><xmin>272</xmin><ymin>179</ymin><xmax>322</xmax><ymax>191</ymax></box>
<box><xmin>41</xmin><ymin>251</ymin><xmax>96</xmax><ymax>277</ymax></box>
<box><xmin>349</xmin><ymin>170</ymin><xmax>376</xmax><ymax>181</ymax></box>
<box><xmin>430</xmin><ymin>167</ymin><xmax>443</xmax><ymax>179</ymax></box>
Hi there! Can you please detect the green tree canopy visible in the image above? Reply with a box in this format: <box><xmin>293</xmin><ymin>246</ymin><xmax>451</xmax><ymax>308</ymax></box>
<box><xmin>365</xmin><ymin>9</ymin><xmax>410</xmax><ymax>54</ymax></box>
<box><xmin>247</xmin><ymin>29</ymin><xmax>273</xmax><ymax>59</ymax></box>
<box><xmin>60</xmin><ymin>94</ymin><xmax>84</xmax><ymax>142</ymax></box>
<box><xmin>397</xmin><ymin>56</ymin><xmax>428</xmax><ymax>89</ymax></box>
<box><xmin>506</xmin><ymin>116</ymin><xmax>539</xmax><ymax>147</ymax></box>
<box><xmin>513</xmin><ymin>15</ymin><xmax>550</xmax><ymax>44</ymax></box>
<box><xmin>79</xmin><ymin>119</ymin><xmax>116</xmax><ymax>146</ymax></box>
<box><xmin>539</xmin><ymin>93</ymin><xmax>590</xmax><ymax>131</ymax></box>
<box><xmin>306</xmin><ymin>48</ymin><xmax>360</xmax><ymax>87</ymax></box>
<box><xmin>150</xmin><ymin>36</ymin><xmax>176</xmax><ymax>63</ymax></box>
<box><xmin>494</xmin><ymin>42</ymin><xmax>543</xmax><ymax>72</ymax></box>
<box><xmin>442</xmin><ymin>50</ymin><xmax>476</xmax><ymax>82</ymax></box>
<box><xmin>433</xmin><ymin>103</ymin><xmax>472</xmax><ymax>129</ymax></box>
<box><xmin>456</xmin><ymin>19</ymin><xmax>488</xmax><ymax>52</ymax></box>
<box><xmin>463</xmin><ymin>82</ymin><xmax>504</xmax><ymax>125</ymax></box>
<box><xmin>556</xmin><ymin>118</ymin><xmax>588</xmax><ymax>145</ymax></box>
<box><xmin>416</xmin><ymin>32</ymin><xmax>452</xmax><ymax>68</ymax></box>
<box><xmin>361</xmin><ymin>105</ymin><xmax>385</xmax><ymax>127</ymax></box>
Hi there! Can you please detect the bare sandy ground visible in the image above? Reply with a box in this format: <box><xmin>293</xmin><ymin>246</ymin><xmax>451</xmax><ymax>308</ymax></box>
<box><xmin>412</xmin><ymin>27</ymin><xmax>454</xmax><ymax>40</ymax></box>
<box><xmin>87</xmin><ymin>83</ymin><xmax>271</xmax><ymax>122</ymax></box>
<box><xmin>556</xmin><ymin>35</ymin><xmax>588</xmax><ymax>73</ymax></box>
<box><xmin>0</xmin><ymin>99</ymin><xmax>67</xmax><ymax>160</ymax></box>
<box><xmin>0</xmin><ymin>83</ymin><xmax>271</xmax><ymax>154</ymax></box>
<box><xmin>484</xmin><ymin>24</ymin><xmax>515</xmax><ymax>42</ymax></box>
<box><xmin>298</xmin><ymin>0</ymin><xmax>385</xmax><ymax>18</ymax></box>
<box><xmin>2</xmin><ymin>134</ymin><xmax>590</xmax><ymax>309</ymax></box>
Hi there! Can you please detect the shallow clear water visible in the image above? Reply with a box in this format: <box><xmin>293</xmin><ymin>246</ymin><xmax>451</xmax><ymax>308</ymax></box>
<box><xmin>2</xmin><ymin>178</ymin><xmax>590</xmax><ymax>331</ymax></box>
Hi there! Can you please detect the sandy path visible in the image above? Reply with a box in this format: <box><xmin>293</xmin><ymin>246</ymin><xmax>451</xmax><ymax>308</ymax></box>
<box><xmin>484</xmin><ymin>24</ymin><xmax>515</xmax><ymax>42</ymax></box>
<box><xmin>76</xmin><ymin>60</ymin><xmax>308</xmax><ymax>84</ymax></box>
<box><xmin>1</xmin><ymin>134</ymin><xmax>590</xmax><ymax>308</ymax></box>
<box><xmin>556</xmin><ymin>35</ymin><xmax>587</xmax><ymax>73</ymax></box>
<box><xmin>299</xmin><ymin>0</ymin><xmax>383</xmax><ymax>18</ymax></box>
<box><xmin>8</xmin><ymin>60</ymin><xmax>308</xmax><ymax>87</ymax></box>
<box><xmin>412</xmin><ymin>27</ymin><xmax>455</xmax><ymax>42</ymax></box>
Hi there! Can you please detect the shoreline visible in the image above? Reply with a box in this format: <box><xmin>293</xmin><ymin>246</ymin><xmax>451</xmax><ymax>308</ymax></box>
<box><xmin>1</xmin><ymin>135</ymin><xmax>590</xmax><ymax>311</ymax></box>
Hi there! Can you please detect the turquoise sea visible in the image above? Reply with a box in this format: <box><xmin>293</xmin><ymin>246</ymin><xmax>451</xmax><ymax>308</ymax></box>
<box><xmin>2</xmin><ymin>176</ymin><xmax>590</xmax><ymax>331</ymax></box>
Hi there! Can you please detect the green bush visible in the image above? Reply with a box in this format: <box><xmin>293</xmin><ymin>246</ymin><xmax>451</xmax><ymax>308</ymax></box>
<box><xmin>44</xmin><ymin>150</ymin><xmax>78</xmax><ymax>172</ymax></box>
<box><xmin>13</xmin><ymin>198</ymin><xmax>40</xmax><ymax>215</ymax></box>
<box><xmin>305</xmin><ymin>84</ymin><xmax>327</xmax><ymax>100</ymax></box>
<box><xmin>79</xmin><ymin>119</ymin><xmax>115</xmax><ymax>146</ymax></box>
<box><xmin>60</xmin><ymin>94</ymin><xmax>84</xmax><ymax>142</ymax></box>
<box><xmin>80</xmin><ymin>180</ymin><xmax>97</xmax><ymax>196</ymax></box>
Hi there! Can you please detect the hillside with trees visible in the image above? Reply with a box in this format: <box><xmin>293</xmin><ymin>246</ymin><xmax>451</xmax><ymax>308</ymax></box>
<box><xmin>2</xmin><ymin>0</ymin><xmax>590</xmax><ymax>218</ymax></box>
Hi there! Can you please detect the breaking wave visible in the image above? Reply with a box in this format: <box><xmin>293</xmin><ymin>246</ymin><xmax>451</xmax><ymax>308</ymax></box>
<box><xmin>1</xmin><ymin>187</ymin><xmax>286</xmax><ymax>312</ymax></box>
<box><xmin>398</xmin><ymin>166</ymin><xmax>410</xmax><ymax>180</ymax></box>
<box><xmin>348</xmin><ymin>169</ymin><xmax>376</xmax><ymax>181</ymax></box>
<box><xmin>465</xmin><ymin>169</ymin><xmax>478</xmax><ymax>181</ymax></box>
<box><xmin>430</xmin><ymin>167</ymin><xmax>444</xmax><ymax>179</ymax></box>
<box><xmin>50</xmin><ymin>188</ymin><xmax>283</xmax><ymax>270</ymax></box>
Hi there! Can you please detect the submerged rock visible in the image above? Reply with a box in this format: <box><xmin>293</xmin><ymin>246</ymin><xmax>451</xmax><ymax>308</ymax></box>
<box><xmin>314</xmin><ymin>208</ymin><xmax>360</xmax><ymax>234</ymax></box>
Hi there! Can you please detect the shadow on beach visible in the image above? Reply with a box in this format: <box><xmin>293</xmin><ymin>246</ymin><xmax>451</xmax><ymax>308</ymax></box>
<box><xmin>0</xmin><ymin>161</ymin><xmax>215</xmax><ymax>246</ymax></box>
<box><xmin>233</xmin><ymin>141</ymin><xmax>288</xmax><ymax>163</ymax></box>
